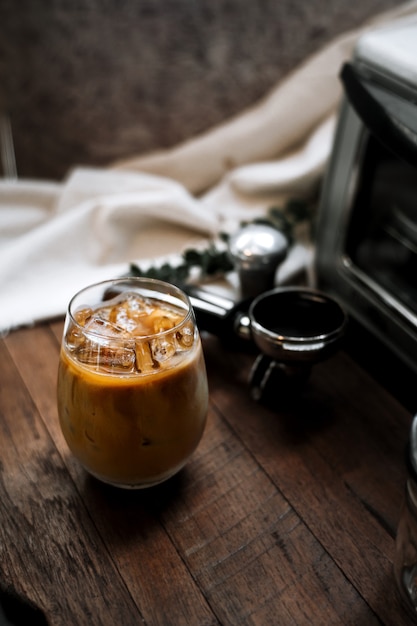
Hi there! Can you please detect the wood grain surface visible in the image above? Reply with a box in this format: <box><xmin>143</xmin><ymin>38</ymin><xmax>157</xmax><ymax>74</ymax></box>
<box><xmin>0</xmin><ymin>319</ymin><xmax>414</xmax><ymax>625</ymax></box>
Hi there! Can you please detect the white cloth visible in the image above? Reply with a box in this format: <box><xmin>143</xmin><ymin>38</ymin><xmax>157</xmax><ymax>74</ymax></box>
<box><xmin>0</xmin><ymin>169</ymin><xmax>219</xmax><ymax>332</ymax></box>
<box><xmin>1</xmin><ymin>1</ymin><xmax>417</xmax><ymax>334</ymax></box>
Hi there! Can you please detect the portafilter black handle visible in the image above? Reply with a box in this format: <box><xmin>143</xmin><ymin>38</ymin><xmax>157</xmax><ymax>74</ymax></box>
<box><xmin>184</xmin><ymin>284</ymin><xmax>253</xmax><ymax>345</ymax></box>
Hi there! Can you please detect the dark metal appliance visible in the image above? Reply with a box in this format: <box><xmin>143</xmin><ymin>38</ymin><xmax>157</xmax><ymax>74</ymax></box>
<box><xmin>315</xmin><ymin>15</ymin><xmax>417</xmax><ymax>374</ymax></box>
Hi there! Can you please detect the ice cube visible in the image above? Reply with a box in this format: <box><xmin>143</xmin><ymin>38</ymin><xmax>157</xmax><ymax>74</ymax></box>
<box><xmin>65</xmin><ymin>307</ymin><xmax>93</xmax><ymax>351</ymax></box>
<box><xmin>107</xmin><ymin>292</ymin><xmax>156</xmax><ymax>334</ymax></box>
<box><xmin>100</xmin><ymin>346</ymin><xmax>137</xmax><ymax>374</ymax></box>
<box><xmin>151</xmin><ymin>335</ymin><xmax>177</xmax><ymax>364</ymax></box>
<box><xmin>108</xmin><ymin>305</ymin><xmax>138</xmax><ymax>334</ymax></box>
<box><xmin>150</xmin><ymin>312</ymin><xmax>180</xmax><ymax>334</ymax></box>
<box><xmin>84</xmin><ymin>315</ymin><xmax>125</xmax><ymax>339</ymax></box>
<box><xmin>74</xmin><ymin>306</ymin><xmax>94</xmax><ymax>326</ymax></box>
<box><xmin>66</xmin><ymin>323</ymin><xmax>85</xmax><ymax>351</ymax></box>
<box><xmin>135</xmin><ymin>340</ymin><xmax>159</xmax><ymax>373</ymax></box>
<box><xmin>175</xmin><ymin>322</ymin><xmax>195</xmax><ymax>351</ymax></box>
<box><xmin>75</xmin><ymin>342</ymin><xmax>136</xmax><ymax>373</ymax></box>
<box><xmin>124</xmin><ymin>292</ymin><xmax>154</xmax><ymax>315</ymax></box>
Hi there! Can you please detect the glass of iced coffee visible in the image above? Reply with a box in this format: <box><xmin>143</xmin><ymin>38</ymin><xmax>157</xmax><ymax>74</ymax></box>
<box><xmin>57</xmin><ymin>277</ymin><xmax>209</xmax><ymax>488</ymax></box>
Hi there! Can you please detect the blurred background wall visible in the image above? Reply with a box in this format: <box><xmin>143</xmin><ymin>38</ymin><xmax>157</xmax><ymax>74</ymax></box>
<box><xmin>0</xmin><ymin>0</ymin><xmax>399</xmax><ymax>181</ymax></box>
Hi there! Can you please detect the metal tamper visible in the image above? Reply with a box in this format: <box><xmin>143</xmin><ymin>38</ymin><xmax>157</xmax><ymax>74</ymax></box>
<box><xmin>228</xmin><ymin>223</ymin><xmax>289</xmax><ymax>298</ymax></box>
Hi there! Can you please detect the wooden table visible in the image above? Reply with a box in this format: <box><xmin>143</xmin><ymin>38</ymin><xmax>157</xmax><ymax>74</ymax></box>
<box><xmin>0</xmin><ymin>317</ymin><xmax>415</xmax><ymax>625</ymax></box>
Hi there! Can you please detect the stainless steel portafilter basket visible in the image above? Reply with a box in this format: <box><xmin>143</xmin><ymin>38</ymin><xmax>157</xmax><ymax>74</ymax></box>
<box><xmin>186</xmin><ymin>285</ymin><xmax>348</xmax><ymax>403</ymax></box>
<box><xmin>247</xmin><ymin>287</ymin><xmax>347</xmax><ymax>364</ymax></box>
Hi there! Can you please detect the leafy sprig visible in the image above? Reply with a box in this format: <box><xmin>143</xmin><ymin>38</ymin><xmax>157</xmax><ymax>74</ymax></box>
<box><xmin>128</xmin><ymin>199</ymin><xmax>311</xmax><ymax>285</ymax></box>
<box><xmin>129</xmin><ymin>242</ymin><xmax>234</xmax><ymax>286</ymax></box>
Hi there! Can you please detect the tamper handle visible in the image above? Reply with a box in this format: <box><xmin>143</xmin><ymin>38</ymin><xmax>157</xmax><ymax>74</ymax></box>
<box><xmin>228</xmin><ymin>224</ymin><xmax>289</xmax><ymax>298</ymax></box>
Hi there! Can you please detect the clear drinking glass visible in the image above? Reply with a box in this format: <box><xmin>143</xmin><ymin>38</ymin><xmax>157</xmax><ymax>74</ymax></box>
<box><xmin>57</xmin><ymin>277</ymin><xmax>209</xmax><ymax>488</ymax></box>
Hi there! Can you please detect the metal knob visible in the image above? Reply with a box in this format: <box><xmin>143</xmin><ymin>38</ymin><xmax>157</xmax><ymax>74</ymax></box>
<box><xmin>228</xmin><ymin>223</ymin><xmax>289</xmax><ymax>298</ymax></box>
